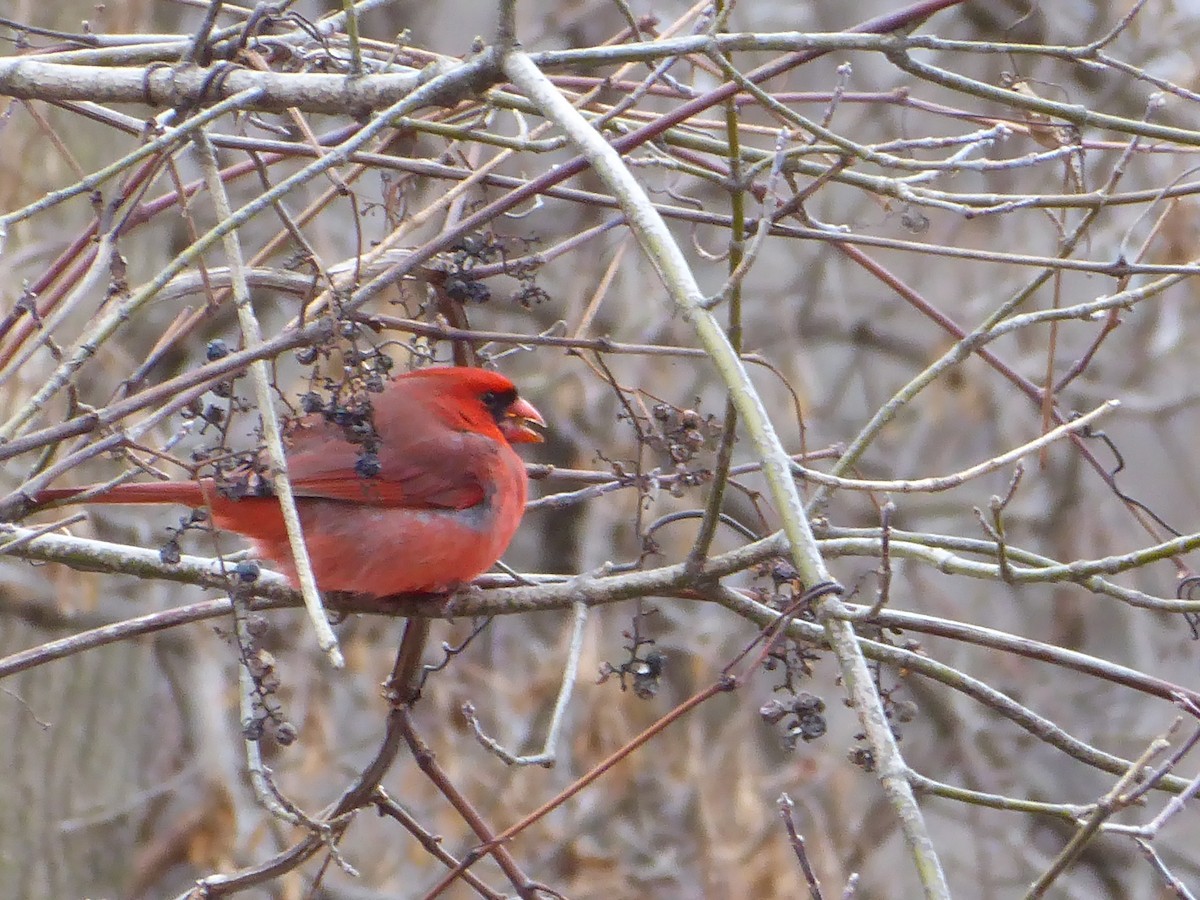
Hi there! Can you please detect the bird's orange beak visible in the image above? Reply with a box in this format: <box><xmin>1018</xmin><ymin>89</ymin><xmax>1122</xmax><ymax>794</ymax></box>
<box><xmin>501</xmin><ymin>397</ymin><xmax>546</xmax><ymax>444</ymax></box>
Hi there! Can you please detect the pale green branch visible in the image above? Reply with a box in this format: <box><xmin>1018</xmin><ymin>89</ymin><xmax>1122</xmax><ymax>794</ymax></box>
<box><xmin>501</xmin><ymin>48</ymin><xmax>949</xmax><ymax>898</ymax></box>
<box><xmin>191</xmin><ymin>131</ymin><xmax>343</xmax><ymax>668</ymax></box>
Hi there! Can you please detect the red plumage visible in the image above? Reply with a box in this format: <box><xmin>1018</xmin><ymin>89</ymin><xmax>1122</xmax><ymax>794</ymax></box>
<box><xmin>33</xmin><ymin>367</ymin><xmax>544</xmax><ymax>595</ymax></box>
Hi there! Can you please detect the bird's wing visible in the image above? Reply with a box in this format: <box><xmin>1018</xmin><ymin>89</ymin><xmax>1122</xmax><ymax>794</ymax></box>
<box><xmin>280</xmin><ymin>417</ymin><xmax>493</xmax><ymax>510</ymax></box>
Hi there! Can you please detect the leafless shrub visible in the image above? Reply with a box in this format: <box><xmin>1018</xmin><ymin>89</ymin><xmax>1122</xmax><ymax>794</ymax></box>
<box><xmin>2</xmin><ymin>0</ymin><xmax>1200</xmax><ymax>897</ymax></box>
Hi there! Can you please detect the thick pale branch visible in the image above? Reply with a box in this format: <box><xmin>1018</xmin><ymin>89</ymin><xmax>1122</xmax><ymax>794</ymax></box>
<box><xmin>6</xmin><ymin>528</ymin><xmax>1196</xmax><ymax>798</ymax></box>
<box><xmin>0</xmin><ymin>57</ymin><xmax>446</xmax><ymax>115</ymax></box>
<box><xmin>501</xmin><ymin>48</ymin><xmax>949</xmax><ymax>898</ymax></box>
<box><xmin>191</xmin><ymin>130</ymin><xmax>342</xmax><ymax>667</ymax></box>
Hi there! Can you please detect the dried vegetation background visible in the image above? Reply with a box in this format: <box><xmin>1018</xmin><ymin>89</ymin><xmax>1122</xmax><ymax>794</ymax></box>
<box><xmin>2</xmin><ymin>0</ymin><xmax>1200</xmax><ymax>898</ymax></box>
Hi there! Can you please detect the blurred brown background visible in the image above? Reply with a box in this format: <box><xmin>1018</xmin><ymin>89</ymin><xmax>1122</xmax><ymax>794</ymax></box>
<box><xmin>3</xmin><ymin>0</ymin><xmax>1200</xmax><ymax>897</ymax></box>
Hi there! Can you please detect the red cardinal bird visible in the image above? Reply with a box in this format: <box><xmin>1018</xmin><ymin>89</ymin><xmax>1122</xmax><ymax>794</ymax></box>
<box><xmin>32</xmin><ymin>367</ymin><xmax>544</xmax><ymax>596</ymax></box>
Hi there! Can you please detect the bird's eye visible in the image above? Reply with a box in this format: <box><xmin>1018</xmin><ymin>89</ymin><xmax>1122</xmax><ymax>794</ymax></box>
<box><xmin>479</xmin><ymin>387</ymin><xmax>518</xmax><ymax>424</ymax></box>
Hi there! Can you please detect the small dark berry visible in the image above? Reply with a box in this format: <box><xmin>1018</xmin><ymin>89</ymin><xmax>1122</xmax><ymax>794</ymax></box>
<box><xmin>893</xmin><ymin>699</ymin><xmax>918</xmax><ymax>723</ymax></box>
<box><xmin>456</xmin><ymin>234</ymin><xmax>486</xmax><ymax>255</ymax></box>
<box><xmin>901</xmin><ymin>207</ymin><xmax>930</xmax><ymax>234</ymax></box>
<box><xmin>345</xmin><ymin>421</ymin><xmax>374</xmax><ymax>444</ymax></box>
<box><xmin>642</xmin><ymin>650</ymin><xmax>666</xmax><ymax>678</ymax></box>
<box><xmin>792</xmin><ymin>691</ymin><xmax>825</xmax><ymax>714</ymax></box>
<box><xmin>355</xmin><ymin>452</ymin><xmax>381</xmax><ymax>478</ymax></box>
<box><xmin>234</xmin><ymin>560</ymin><xmax>261</xmax><ymax>583</ymax></box>
<box><xmin>205</xmin><ymin>339</ymin><xmax>229</xmax><ymax>361</ymax></box>
<box><xmin>760</xmin><ymin>698</ymin><xmax>789</xmax><ymax>725</ymax></box>
<box><xmin>295</xmin><ymin>346</ymin><xmax>318</xmax><ymax>365</ymax></box>
<box><xmin>632</xmin><ymin>675</ymin><xmax>660</xmax><ymax>700</ymax></box>
<box><xmin>466</xmin><ymin>282</ymin><xmax>491</xmax><ymax>303</ymax></box>
<box><xmin>794</xmin><ymin>713</ymin><xmax>826</xmax><ymax>741</ymax></box>
<box><xmin>273</xmin><ymin>721</ymin><xmax>298</xmax><ymax>745</ymax></box>
<box><xmin>848</xmin><ymin>747</ymin><xmax>875</xmax><ymax>771</ymax></box>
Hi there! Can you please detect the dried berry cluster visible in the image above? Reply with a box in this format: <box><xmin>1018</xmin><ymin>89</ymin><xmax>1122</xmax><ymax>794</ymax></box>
<box><xmin>443</xmin><ymin>232</ymin><xmax>549</xmax><ymax>308</ymax></box>
<box><xmin>295</xmin><ymin>339</ymin><xmax>398</xmax><ymax>478</ymax></box>
<box><xmin>641</xmin><ymin>402</ymin><xmax>724</xmax><ymax>497</ymax></box>
<box><xmin>158</xmin><ymin>508</ymin><xmax>210</xmax><ymax>565</ymax></box>
<box><xmin>760</xmin><ymin>691</ymin><xmax>827</xmax><ymax>749</ymax></box>
<box><xmin>598</xmin><ymin>613</ymin><xmax>666</xmax><ymax>700</ymax></box>
<box><xmin>648</xmin><ymin>404</ymin><xmax>722</xmax><ymax>464</ymax></box>
<box><xmin>234</xmin><ymin>564</ymin><xmax>297</xmax><ymax>746</ymax></box>
<box><xmin>758</xmin><ymin>563</ymin><xmax>829</xmax><ymax>750</ymax></box>
<box><xmin>761</xmin><ymin>638</ymin><xmax>828</xmax><ymax>751</ymax></box>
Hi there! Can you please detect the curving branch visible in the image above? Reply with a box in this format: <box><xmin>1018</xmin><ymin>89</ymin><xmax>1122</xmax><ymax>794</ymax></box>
<box><xmin>499</xmin><ymin>46</ymin><xmax>951</xmax><ymax>898</ymax></box>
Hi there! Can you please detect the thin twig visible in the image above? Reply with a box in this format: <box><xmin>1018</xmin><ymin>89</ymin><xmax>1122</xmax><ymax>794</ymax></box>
<box><xmin>464</xmin><ymin>601</ymin><xmax>587</xmax><ymax>767</ymax></box>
